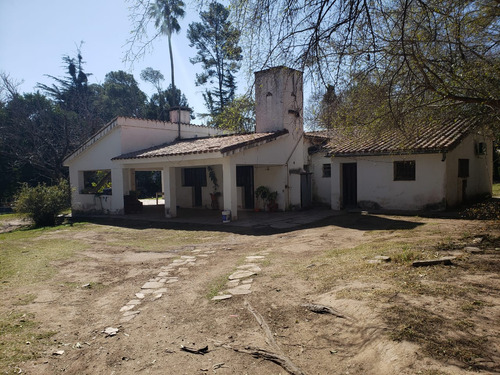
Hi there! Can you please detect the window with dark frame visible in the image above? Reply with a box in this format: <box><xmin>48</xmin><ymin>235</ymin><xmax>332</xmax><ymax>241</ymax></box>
<box><xmin>458</xmin><ymin>159</ymin><xmax>469</xmax><ymax>178</ymax></box>
<box><xmin>322</xmin><ymin>163</ymin><xmax>331</xmax><ymax>178</ymax></box>
<box><xmin>182</xmin><ymin>167</ymin><xmax>207</xmax><ymax>187</ymax></box>
<box><xmin>394</xmin><ymin>160</ymin><xmax>416</xmax><ymax>181</ymax></box>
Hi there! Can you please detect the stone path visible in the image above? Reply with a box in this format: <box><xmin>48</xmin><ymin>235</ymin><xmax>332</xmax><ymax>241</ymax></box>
<box><xmin>211</xmin><ymin>253</ymin><xmax>268</xmax><ymax>301</ymax></box>
<box><xmin>117</xmin><ymin>249</ymin><xmax>269</xmax><ymax>323</ymax></box>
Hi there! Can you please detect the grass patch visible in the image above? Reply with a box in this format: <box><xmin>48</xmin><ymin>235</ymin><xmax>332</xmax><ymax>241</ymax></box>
<box><xmin>0</xmin><ymin>224</ymin><xmax>89</xmax><ymax>287</ymax></box>
<box><xmin>12</xmin><ymin>294</ymin><xmax>37</xmax><ymax>306</ymax></box>
<box><xmin>0</xmin><ymin>311</ymin><xmax>57</xmax><ymax>374</ymax></box>
<box><xmin>206</xmin><ymin>273</ymin><xmax>231</xmax><ymax>300</ymax></box>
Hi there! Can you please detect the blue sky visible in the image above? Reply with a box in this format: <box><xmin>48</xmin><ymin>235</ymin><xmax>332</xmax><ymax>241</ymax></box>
<box><xmin>0</xmin><ymin>0</ymin><xmax>243</xmax><ymax>123</ymax></box>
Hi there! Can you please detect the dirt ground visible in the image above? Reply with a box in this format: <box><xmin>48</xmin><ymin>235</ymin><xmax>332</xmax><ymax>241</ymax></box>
<box><xmin>1</xmin><ymin>212</ymin><xmax>499</xmax><ymax>375</ymax></box>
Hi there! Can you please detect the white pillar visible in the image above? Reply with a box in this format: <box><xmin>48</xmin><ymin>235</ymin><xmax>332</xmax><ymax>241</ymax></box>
<box><xmin>111</xmin><ymin>168</ymin><xmax>125</xmax><ymax>214</ymax></box>
<box><xmin>162</xmin><ymin>166</ymin><xmax>177</xmax><ymax>218</ymax></box>
<box><xmin>222</xmin><ymin>159</ymin><xmax>238</xmax><ymax>220</ymax></box>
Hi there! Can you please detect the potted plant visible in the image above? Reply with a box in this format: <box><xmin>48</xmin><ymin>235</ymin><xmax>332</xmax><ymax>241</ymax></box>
<box><xmin>207</xmin><ymin>166</ymin><xmax>221</xmax><ymax>210</ymax></box>
<box><xmin>255</xmin><ymin>186</ymin><xmax>270</xmax><ymax>211</ymax></box>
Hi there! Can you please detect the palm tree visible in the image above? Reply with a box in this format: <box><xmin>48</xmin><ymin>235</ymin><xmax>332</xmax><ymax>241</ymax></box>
<box><xmin>147</xmin><ymin>0</ymin><xmax>185</xmax><ymax>106</ymax></box>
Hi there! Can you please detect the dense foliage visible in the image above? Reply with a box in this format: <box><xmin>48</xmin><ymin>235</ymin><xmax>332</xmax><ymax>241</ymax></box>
<box><xmin>0</xmin><ymin>52</ymin><xmax>191</xmax><ymax>202</ymax></box>
<box><xmin>14</xmin><ymin>179</ymin><xmax>71</xmax><ymax>227</ymax></box>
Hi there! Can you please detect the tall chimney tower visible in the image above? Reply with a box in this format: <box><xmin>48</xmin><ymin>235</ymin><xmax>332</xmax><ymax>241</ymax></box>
<box><xmin>254</xmin><ymin>66</ymin><xmax>303</xmax><ymax>136</ymax></box>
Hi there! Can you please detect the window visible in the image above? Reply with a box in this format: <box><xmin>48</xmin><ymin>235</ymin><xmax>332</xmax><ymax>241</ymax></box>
<box><xmin>322</xmin><ymin>164</ymin><xmax>331</xmax><ymax>178</ymax></box>
<box><xmin>182</xmin><ymin>167</ymin><xmax>207</xmax><ymax>187</ymax></box>
<box><xmin>458</xmin><ymin>159</ymin><xmax>469</xmax><ymax>178</ymax></box>
<box><xmin>394</xmin><ymin>161</ymin><xmax>415</xmax><ymax>181</ymax></box>
<box><xmin>82</xmin><ymin>170</ymin><xmax>112</xmax><ymax>194</ymax></box>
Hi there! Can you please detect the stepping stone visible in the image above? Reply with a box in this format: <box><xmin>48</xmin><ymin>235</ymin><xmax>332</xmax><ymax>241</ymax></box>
<box><xmin>227</xmin><ymin>284</ymin><xmax>252</xmax><ymax>295</ymax></box>
<box><xmin>141</xmin><ymin>281</ymin><xmax>165</xmax><ymax>289</ymax></box>
<box><xmin>246</xmin><ymin>256</ymin><xmax>265</xmax><ymax>261</ymax></box>
<box><xmin>177</xmin><ymin>267</ymin><xmax>189</xmax><ymax>273</ymax></box>
<box><xmin>172</xmin><ymin>259</ymin><xmax>187</xmax><ymax>264</ymax></box>
<box><xmin>127</xmin><ymin>299</ymin><xmax>141</xmax><ymax>306</ymax></box>
<box><xmin>159</xmin><ymin>278</ymin><xmax>167</xmax><ymax>283</ymax></box>
<box><xmin>141</xmin><ymin>289</ymin><xmax>156</xmax><ymax>294</ymax></box>
<box><xmin>153</xmin><ymin>293</ymin><xmax>163</xmax><ymax>300</ymax></box>
<box><xmin>241</xmin><ymin>278</ymin><xmax>253</xmax><ymax>284</ymax></box>
<box><xmin>212</xmin><ymin>294</ymin><xmax>232</xmax><ymax>301</ymax></box>
<box><xmin>198</xmin><ymin>254</ymin><xmax>209</xmax><ymax>258</ymax></box>
<box><xmin>166</xmin><ymin>278</ymin><xmax>179</xmax><ymax>284</ymax></box>
<box><xmin>229</xmin><ymin>270</ymin><xmax>256</xmax><ymax>280</ymax></box>
<box><xmin>120</xmin><ymin>305</ymin><xmax>135</xmax><ymax>312</ymax></box>
<box><xmin>158</xmin><ymin>272</ymin><xmax>170</xmax><ymax>277</ymax></box>
<box><xmin>374</xmin><ymin>255</ymin><xmax>391</xmax><ymax>262</ymax></box>
<box><xmin>205</xmin><ymin>251</ymin><xmax>216</xmax><ymax>254</ymax></box>
<box><xmin>181</xmin><ymin>256</ymin><xmax>196</xmax><ymax>260</ymax></box>
<box><xmin>226</xmin><ymin>280</ymin><xmax>239</xmax><ymax>288</ymax></box>
<box><xmin>135</xmin><ymin>293</ymin><xmax>145</xmax><ymax>299</ymax></box>
<box><xmin>156</xmin><ymin>288</ymin><xmax>168</xmax><ymax>293</ymax></box>
<box><xmin>237</xmin><ymin>264</ymin><xmax>261</xmax><ymax>272</ymax></box>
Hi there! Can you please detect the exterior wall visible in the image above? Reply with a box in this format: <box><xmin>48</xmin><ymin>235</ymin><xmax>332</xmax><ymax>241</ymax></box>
<box><xmin>65</xmin><ymin>128</ymin><xmax>123</xmax><ymax>214</ymax></box>
<box><xmin>331</xmin><ymin>154</ymin><xmax>447</xmax><ymax>210</ymax></box>
<box><xmin>308</xmin><ymin>152</ymin><xmax>331</xmax><ymax>205</ymax></box>
<box><xmin>445</xmin><ymin>133</ymin><xmax>493</xmax><ymax>206</ymax></box>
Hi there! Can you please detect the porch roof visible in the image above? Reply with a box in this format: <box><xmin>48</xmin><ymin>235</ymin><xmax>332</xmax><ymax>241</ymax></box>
<box><xmin>306</xmin><ymin>117</ymin><xmax>478</xmax><ymax>157</ymax></box>
<box><xmin>112</xmin><ymin>129</ymin><xmax>288</xmax><ymax>160</ymax></box>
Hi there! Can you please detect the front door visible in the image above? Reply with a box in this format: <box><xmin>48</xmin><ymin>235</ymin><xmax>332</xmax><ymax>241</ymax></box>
<box><xmin>237</xmin><ymin>166</ymin><xmax>254</xmax><ymax>209</ymax></box>
<box><xmin>342</xmin><ymin>163</ymin><xmax>357</xmax><ymax>208</ymax></box>
<box><xmin>301</xmin><ymin>173</ymin><xmax>313</xmax><ymax>208</ymax></box>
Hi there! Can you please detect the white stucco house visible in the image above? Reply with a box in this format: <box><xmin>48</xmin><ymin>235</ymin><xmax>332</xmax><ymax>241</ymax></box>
<box><xmin>64</xmin><ymin>66</ymin><xmax>494</xmax><ymax>219</ymax></box>
<box><xmin>305</xmin><ymin>119</ymin><xmax>494</xmax><ymax>211</ymax></box>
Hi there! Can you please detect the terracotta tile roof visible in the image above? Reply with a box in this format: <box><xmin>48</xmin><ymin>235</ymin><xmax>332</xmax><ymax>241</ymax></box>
<box><xmin>307</xmin><ymin>118</ymin><xmax>477</xmax><ymax>156</ymax></box>
<box><xmin>112</xmin><ymin>130</ymin><xmax>288</xmax><ymax>160</ymax></box>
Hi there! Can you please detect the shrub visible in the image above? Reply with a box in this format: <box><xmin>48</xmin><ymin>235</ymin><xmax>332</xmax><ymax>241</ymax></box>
<box><xmin>14</xmin><ymin>179</ymin><xmax>71</xmax><ymax>227</ymax></box>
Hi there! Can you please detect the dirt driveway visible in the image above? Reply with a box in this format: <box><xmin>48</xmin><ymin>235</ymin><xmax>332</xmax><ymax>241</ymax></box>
<box><xmin>1</xmin><ymin>212</ymin><xmax>499</xmax><ymax>375</ymax></box>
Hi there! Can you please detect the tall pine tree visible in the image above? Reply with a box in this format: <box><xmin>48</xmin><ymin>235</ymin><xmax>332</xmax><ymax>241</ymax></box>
<box><xmin>187</xmin><ymin>2</ymin><xmax>242</xmax><ymax>122</ymax></box>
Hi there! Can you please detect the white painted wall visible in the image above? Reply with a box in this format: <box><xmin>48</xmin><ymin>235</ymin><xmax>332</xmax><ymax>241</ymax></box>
<box><xmin>445</xmin><ymin>133</ymin><xmax>493</xmax><ymax>206</ymax></box>
<box><xmin>331</xmin><ymin>154</ymin><xmax>448</xmax><ymax>210</ymax></box>
<box><xmin>309</xmin><ymin>152</ymin><xmax>331</xmax><ymax>205</ymax></box>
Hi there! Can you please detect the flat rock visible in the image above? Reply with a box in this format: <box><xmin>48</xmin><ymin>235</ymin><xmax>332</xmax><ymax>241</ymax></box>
<box><xmin>103</xmin><ymin>327</ymin><xmax>119</xmax><ymax>336</ymax></box>
<box><xmin>227</xmin><ymin>284</ymin><xmax>252</xmax><ymax>295</ymax></box>
<box><xmin>155</xmin><ymin>288</ymin><xmax>168</xmax><ymax>293</ymax></box>
<box><xmin>241</xmin><ymin>278</ymin><xmax>253</xmax><ymax>284</ymax></box>
<box><xmin>212</xmin><ymin>294</ymin><xmax>233</xmax><ymax>301</ymax></box>
<box><xmin>153</xmin><ymin>293</ymin><xmax>163</xmax><ymax>300</ymax></box>
<box><xmin>141</xmin><ymin>281</ymin><xmax>165</xmax><ymax>289</ymax></box>
<box><xmin>157</xmin><ymin>272</ymin><xmax>170</xmax><ymax>277</ymax></box>
<box><xmin>135</xmin><ymin>293</ymin><xmax>145</xmax><ymax>299</ymax></box>
<box><xmin>228</xmin><ymin>270</ymin><xmax>256</xmax><ymax>280</ymax></box>
<box><xmin>237</xmin><ymin>264</ymin><xmax>262</xmax><ymax>272</ymax></box>
<box><xmin>166</xmin><ymin>278</ymin><xmax>179</xmax><ymax>283</ymax></box>
<box><xmin>127</xmin><ymin>299</ymin><xmax>141</xmax><ymax>305</ymax></box>
<box><xmin>226</xmin><ymin>280</ymin><xmax>240</xmax><ymax>287</ymax></box>
<box><xmin>140</xmin><ymin>289</ymin><xmax>155</xmax><ymax>294</ymax></box>
<box><xmin>120</xmin><ymin>305</ymin><xmax>135</xmax><ymax>312</ymax></box>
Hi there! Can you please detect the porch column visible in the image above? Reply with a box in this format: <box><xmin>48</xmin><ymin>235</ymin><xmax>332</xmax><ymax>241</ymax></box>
<box><xmin>222</xmin><ymin>159</ymin><xmax>238</xmax><ymax>220</ymax></box>
<box><xmin>162</xmin><ymin>166</ymin><xmax>177</xmax><ymax>218</ymax></box>
<box><xmin>111</xmin><ymin>168</ymin><xmax>125</xmax><ymax>214</ymax></box>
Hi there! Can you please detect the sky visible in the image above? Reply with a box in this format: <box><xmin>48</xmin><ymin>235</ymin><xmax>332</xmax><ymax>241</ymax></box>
<box><xmin>0</xmin><ymin>0</ymin><xmax>246</xmax><ymax>124</ymax></box>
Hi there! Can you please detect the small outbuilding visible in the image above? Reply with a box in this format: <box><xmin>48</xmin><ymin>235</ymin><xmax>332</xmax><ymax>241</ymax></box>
<box><xmin>305</xmin><ymin>119</ymin><xmax>494</xmax><ymax>211</ymax></box>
